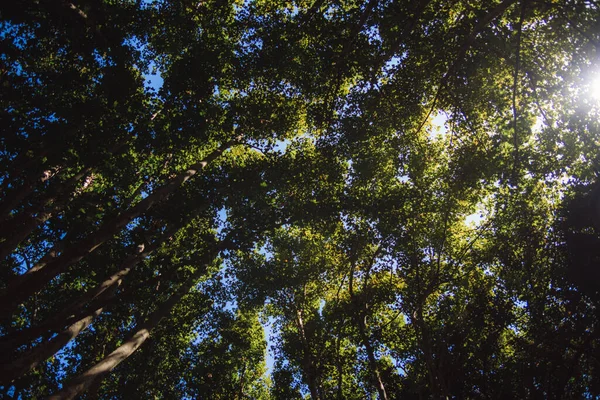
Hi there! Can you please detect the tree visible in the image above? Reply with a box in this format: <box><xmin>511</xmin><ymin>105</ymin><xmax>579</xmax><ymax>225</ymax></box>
<box><xmin>2</xmin><ymin>0</ymin><xmax>600</xmax><ymax>398</ymax></box>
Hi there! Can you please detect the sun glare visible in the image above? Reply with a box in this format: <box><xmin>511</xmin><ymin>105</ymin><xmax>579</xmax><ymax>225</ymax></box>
<box><xmin>590</xmin><ymin>75</ymin><xmax>600</xmax><ymax>100</ymax></box>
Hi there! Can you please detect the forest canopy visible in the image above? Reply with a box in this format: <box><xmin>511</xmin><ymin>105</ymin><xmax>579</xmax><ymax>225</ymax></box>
<box><xmin>1</xmin><ymin>0</ymin><xmax>600</xmax><ymax>398</ymax></box>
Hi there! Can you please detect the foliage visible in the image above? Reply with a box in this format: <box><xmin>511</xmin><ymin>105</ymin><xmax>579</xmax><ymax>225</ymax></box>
<box><xmin>1</xmin><ymin>0</ymin><xmax>600</xmax><ymax>399</ymax></box>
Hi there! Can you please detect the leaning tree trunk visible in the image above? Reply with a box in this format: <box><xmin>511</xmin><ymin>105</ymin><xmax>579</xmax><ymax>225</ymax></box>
<box><xmin>0</xmin><ymin>166</ymin><xmax>92</xmax><ymax>260</ymax></box>
<box><xmin>0</xmin><ymin>213</ymin><xmax>196</xmax><ymax>354</ymax></box>
<box><xmin>0</xmin><ymin>140</ymin><xmax>234</xmax><ymax>319</ymax></box>
<box><xmin>0</xmin><ymin>137</ymin><xmax>129</xmax><ymax>257</ymax></box>
<box><xmin>0</xmin><ymin>164</ymin><xmax>60</xmax><ymax>222</ymax></box>
<box><xmin>0</xmin><ymin>125</ymin><xmax>85</xmax><ymax>220</ymax></box>
<box><xmin>45</xmin><ymin>242</ymin><xmax>223</xmax><ymax>400</ymax></box>
<box><xmin>0</xmin><ymin>278</ymin><xmax>121</xmax><ymax>359</ymax></box>
<box><xmin>0</xmin><ymin>284</ymin><xmax>118</xmax><ymax>385</ymax></box>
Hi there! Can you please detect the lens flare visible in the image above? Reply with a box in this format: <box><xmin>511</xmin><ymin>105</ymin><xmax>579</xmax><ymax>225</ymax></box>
<box><xmin>591</xmin><ymin>75</ymin><xmax>600</xmax><ymax>100</ymax></box>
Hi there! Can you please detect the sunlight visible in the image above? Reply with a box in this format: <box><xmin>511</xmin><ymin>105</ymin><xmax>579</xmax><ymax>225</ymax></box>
<box><xmin>590</xmin><ymin>74</ymin><xmax>600</xmax><ymax>100</ymax></box>
<box><xmin>532</xmin><ymin>115</ymin><xmax>545</xmax><ymax>133</ymax></box>
<box><xmin>428</xmin><ymin>111</ymin><xmax>448</xmax><ymax>140</ymax></box>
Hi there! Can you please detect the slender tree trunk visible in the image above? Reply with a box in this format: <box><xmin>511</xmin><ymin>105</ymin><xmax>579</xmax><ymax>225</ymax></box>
<box><xmin>413</xmin><ymin>305</ymin><xmax>448</xmax><ymax>400</ymax></box>
<box><xmin>0</xmin><ymin>216</ymin><xmax>190</xmax><ymax>354</ymax></box>
<box><xmin>0</xmin><ymin>284</ymin><xmax>117</xmax><ymax>385</ymax></box>
<box><xmin>237</xmin><ymin>360</ymin><xmax>247</xmax><ymax>400</ymax></box>
<box><xmin>0</xmin><ymin>128</ymin><xmax>124</xmax><ymax>220</ymax></box>
<box><xmin>0</xmin><ymin>140</ymin><xmax>127</xmax><ymax>258</ymax></box>
<box><xmin>85</xmin><ymin>376</ymin><xmax>103</xmax><ymax>400</ymax></box>
<box><xmin>46</xmin><ymin>317</ymin><xmax>150</xmax><ymax>400</ymax></box>
<box><xmin>335</xmin><ymin>318</ymin><xmax>345</xmax><ymax>400</ymax></box>
<box><xmin>1</xmin><ymin>310</ymin><xmax>101</xmax><ymax>384</ymax></box>
<box><xmin>0</xmin><ymin>284</ymin><xmax>119</xmax><ymax>358</ymax></box>
<box><xmin>0</xmin><ymin>215</ymin><xmax>193</xmax><ymax>354</ymax></box>
<box><xmin>348</xmin><ymin>259</ymin><xmax>387</xmax><ymax>400</ymax></box>
<box><xmin>356</xmin><ymin>312</ymin><xmax>387</xmax><ymax>400</ymax></box>
<box><xmin>0</xmin><ymin>211</ymin><xmax>53</xmax><ymax>261</ymax></box>
<box><xmin>0</xmin><ymin>166</ymin><xmax>60</xmax><ymax>222</ymax></box>
<box><xmin>45</xmin><ymin>242</ymin><xmax>222</xmax><ymax>400</ymax></box>
<box><xmin>12</xmin><ymin>164</ymin><xmax>90</xmax><ymax>221</ymax></box>
<box><xmin>0</xmin><ymin>126</ymin><xmax>84</xmax><ymax>213</ymax></box>
<box><xmin>295</xmin><ymin>308</ymin><xmax>321</xmax><ymax>400</ymax></box>
<box><xmin>0</xmin><ymin>140</ymin><xmax>234</xmax><ymax>319</ymax></box>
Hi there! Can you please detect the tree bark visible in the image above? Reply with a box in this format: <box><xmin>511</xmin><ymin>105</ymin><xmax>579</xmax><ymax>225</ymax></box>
<box><xmin>348</xmin><ymin>258</ymin><xmax>388</xmax><ymax>400</ymax></box>
<box><xmin>0</xmin><ymin>126</ymin><xmax>84</xmax><ymax>216</ymax></box>
<box><xmin>0</xmin><ymin>213</ymin><xmax>196</xmax><ymax>354</ymax></box>
<box><xmin>295</xmin><ymin>308</ymin><xmax>322</xmax><ymax>400</ymax></box>
<box><xmin>0</xmin><ymin>139</ymin><xmax>129</xmax><ymax>258</ymax></box>
<box><xmin>0</xmin><ymin>166</ymin><xmax>91</xmax><ymax>241</ymax></box>
<box><xmin>0</xmin><ymin>141</ymin><xmax>234</xmax><ymax>319</ymax></box>
<box><xmin>45</xmin><ymin>242</ymin><xmax>222</xmax><ymax>400</ymax></box>
<box><xmin>236</xmin><ymin>360</ymin><xmax>247</xmax><ymax>400</ymax></box>
<box><xmin>413</xmin><ymin>304</ymin><xmax>448</xmax><ymax>400</ymax></box>
<box><xmin>356</xmin><ymin>312</ymin><xmax>388</xmax><ymax>400</ymax></box>
<box><xmin>335</xmin><ymin>318</ymin><xmax>345</xmax><ymax>400</ymax></box>
<box><xmin>0</xmin><ymin>210</ymin><xmax>53</xmax><ymax>261</ymax></box>
<box><xmin>0</xmin><ymin>166</ymin><xmax>60</xmax><ymax>222</ymax></box>
<box><xmin>0</xmin><ymin>289</ymin><xmax>118</xmax><ymax>360</ymax></box>
<box><xmin>0</xmin><ymin>284</ymin><xmax>118</xmax><ymax>385</ymax></box>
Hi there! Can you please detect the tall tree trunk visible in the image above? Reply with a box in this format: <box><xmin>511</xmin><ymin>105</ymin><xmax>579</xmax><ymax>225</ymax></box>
<box><xmin>413</xmin><ymin>305</ymin><xmax>448</xmax><ymax>400</ymax></box>
<box><xmin>0</xmin><ymin>210</ymin><xmax>53</xmax><ymax>261</ymax></box>
<box><xmin>45</xmin><ymin>242</ymin><xmax>223</xmax><ymax>400</ymax></box>
<box><xmin>85</xmin><ymin>376</ymin><xmax>103</xmax><ymax>400</ymax></box>
<box><xmin>0</xmin><ymin>166</ymin><xmax>60</xmax><ymax>222</ymax></box>
<box><xmin>0</xmin><ymin>218</ymin><xmax>188</xmax><ymax>354</ymax></box>
<box><xmin>0</xmin><ymin>283</ymin><xmax>120</xmax><ymax>358</ymax></box>
<box><xmin>0</xmin><ymin>284</ymin><xmax>118</xmax><ymax>385</ymax></box>
<box><xmin>0</xmin><ymin>126</ymin><xmax>84</xmax><ymax>215</ymax></box>
<box><xmin>0</xmin><ymin>166</ymin><xmax>90</xmax><ymax>244</ymax></box>
<box><xmin>0</xmin><ymin>140</ymin><xmax>234</xmax><ymax>319</ymax></box>
<box><xmin>295</xmin><ymin>308</ymin><xmax>322</xmax><ymax>400</ymax></box>
<box><xmin>348</xmin><ymin>259</ymin><xmax>388</xmax><ymax>400</ymax></box>
<box><xmin>0</xmin><ymin>139</ymin><xmax>129</xmax><ymax>258</ymax></box>
<box><xmin>356</xmin><ymin>312</ymin><xmax>388</xmax><ymax>400</ymax></box>
<box><xmin>335</xmin><ymin>318</ymin><xmax>345</xmax><ymax>400</ymax></box>
<box><xmin>236</xmin><ymin>360</ymin><xmax>247</xmax><ymax>400</ymax></box>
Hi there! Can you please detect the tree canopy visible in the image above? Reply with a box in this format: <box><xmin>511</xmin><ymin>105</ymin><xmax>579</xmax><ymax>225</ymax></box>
<box><xmin>1</xmin><ymin>0</ymin><xmax>600</xmax><ymax>398</ymax></box>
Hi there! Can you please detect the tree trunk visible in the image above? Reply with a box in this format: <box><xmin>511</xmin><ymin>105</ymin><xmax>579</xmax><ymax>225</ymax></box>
<box><xmin>348</xmin><ymin>259</ymin><xmax>387</xmax><ymax>400</ymax></box>
<box><xmin>0</xmin><ymin>126</ymin><xmax>84</xmax><ymax>215</ymax></box>
<box><xmin>3</xmin><ymin>165</ymin><xmax>91</xmax><ymax>238</ymax></box>
<box><xmin>0</xmin><ymin>140</ymin><xmax>128</xmax><ymax>257</ymax></box>
<box><xmin>0</xmin><ymin>285</ymin><xmax>116</xmax><ymax>385</ymax></box>
<box><xmin>85</xmin><ymin>376</ymin><xmax>103</xmax><ymax>400</ymax></box>
<box><xmin>335</xmin><ymin>318</ymin><xmax>345</xmax><ymax>400</ymax></box>
<box><xmin>236</xmin><ymin>360</ymin><xmax>247</xmax><ymax>400</ymax></box>
<box><xmin>413</xmin><ymin>305</ymin><xmax>448</xmax><ymax>400</ymax></box>
<box><xmin>0</xmin><ymin>167</ymin><xmax>59</xmax><ymax>222</ymax></box>
<box><xmin>0</xmin><ymin>211</ymin><xmax>53</xmax><ymax>261</ymax></box>
<box><xmin>46</xmin><ymin>319</ymin><xmax>151</xmax><ymax>400</ymax></box>
<box><xmin>356</xmin><ymin>312</ymin><xmax>388</xmax><ymax>400</ymax></box>
<box><xmin>0</xmin><ymin>141</ymin><xmax>233</xmax><ymax>319</ymax></box>
<box><xmin>295</xmin><ymin>308</ymin><xmax>321</xmax><ymax>400</ymax></box>
<box><xmin>45</xmin><ymin>242</ymin><xmax>222</xmax><ymax>400</ymax></box>
<box><xmin>0</xmin><ymin>285</ymin><xmax>120</xmax><ymax>359</ymax></box>
<box><xmin>0</xmin><ymin>219</ymin><xmax>187</xmax><ymax>354</ymax></box>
